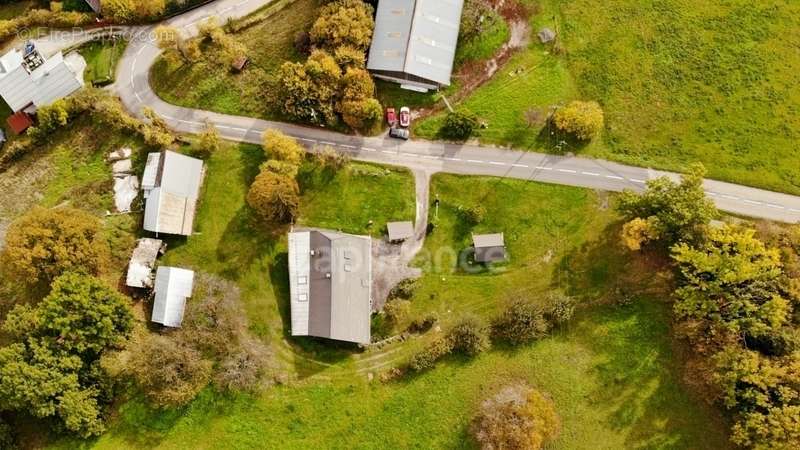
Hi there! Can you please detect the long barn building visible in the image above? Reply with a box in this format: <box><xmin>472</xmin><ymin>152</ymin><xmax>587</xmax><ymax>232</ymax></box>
<box><xmin>367</xmin><ymin>0</ymin><xmax>465</xmax><ymax>92</ymax></box>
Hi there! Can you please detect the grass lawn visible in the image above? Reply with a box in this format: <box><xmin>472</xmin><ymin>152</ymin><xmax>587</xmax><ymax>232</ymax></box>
<box><xmin>297</xmin><ymin>162</ymin><xmax>416</xmax><ymax>236</ymax></box>
<box><xmin>78</xmin><ymin>38</ymin><xmax>128</xmax><ymax>86</ymax></box>
<box><xmin>150</xmin><ymin>0</ymin><xmax>320</xmax><ymax>120</ymax></box>
<box><xmin>47</xmin><ymin>169</ymin><xmax>729</xmax><ymax>448</ymax></box>
<box><xmin>416</xmin><ymin>0</ymin><xmax>800</xmax><ymax>194</ymax></box>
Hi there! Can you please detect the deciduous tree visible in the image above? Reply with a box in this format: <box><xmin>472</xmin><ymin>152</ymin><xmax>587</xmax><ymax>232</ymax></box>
<box><xmin>552</xmin><ymin>100</ymin><xmax>604</xmax><ymax>140</ymax></box>
<box><xmin>0</xmin><ymin>207</ymin><xmax>110</xmax><ymax>286</ymax></box>
<box><xmin>471</xmin><ymin>385</ymin><xmax>561</xmax><ymax>450</ymax></box>
<box><xmin>262</xmin><ymin>129</ymin><xmax>305</xmax><ymax>166</ymax></box>
<box><xmin>616</xmin><ymin>163</ymin><xmax>717</xmax><ymax>245</ymax></box>
<box><xmin>310</xmin><ymin>0</ymin><xmax>375</xmax><ymax>52</ymax></box>
<box><xmin>247</xmin><ymin>170</ymin><xmax>300</xmax><ymax>224</ymax></box>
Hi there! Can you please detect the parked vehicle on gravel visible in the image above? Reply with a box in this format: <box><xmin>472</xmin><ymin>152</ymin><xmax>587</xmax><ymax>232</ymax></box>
<box><xmin>399</xmin><ymin>107</ymin><xmax>411</xmax><ymax>128</ymax></box>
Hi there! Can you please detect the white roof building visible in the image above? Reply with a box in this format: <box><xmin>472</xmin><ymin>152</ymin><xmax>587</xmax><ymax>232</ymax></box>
<box><xmin>367</xmin><ymin>0</ymin><xmax>465</xmax><ymax>92</ymax></box>
<box><xmin>152</xmin><ymin>267</ymin><xmax>195</xmax><ymax>328</ymax></box>
<box><xmin>288</xmin><ymin>230</ymin><xmax>373</xmax><ymax>344</ymax></box>
<box><xmin>126</xmin><ymin>238</ymin><xmax>164</xmax><ymax>289</ymax></box>
<box><xmin>0</xmin><ymin>43</ymin><xmax>84</xmax><ymax>113</ymax></box>
<box><xmin>143</xmin><ymin>151</ymin><xmax>204</xmax><ymax>236</ymax></box>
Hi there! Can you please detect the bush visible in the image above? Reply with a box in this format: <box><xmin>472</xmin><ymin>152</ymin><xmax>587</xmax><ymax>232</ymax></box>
<box><xmin>100</xmin><ymin>0</ymin><xmax>166</xmax><ymax>23</ymax></box>
<box><xmin>0</xmin><ymin>207</ymin><xmax>110</xmax><ymax>286</ymax></box>
<box><xmin>491</xmin><ymin>299</ymin><xmax>551</xmax><ymax>346</ymax></box>
<box><xmin>459</xmin><ymin>204</ymin><xmax>486</xmax><ymax>225</ymax></box>
<box><xmin>407</xmin><ymin>314</ymin><xmax>438</xmax><ymax>334</ymax></box>
<box><xmin>544</xmin><ymin>292</ymin><xmax>576</xmax><ymax>326</ymax></box>
<box><xmin>552</xmin><ymin>100</ymin><xmax>604</xmax><ymax>140</ymax></box>
<box><xmin>389</xmin><ymin>278</ymin><xmax>419</xmax><ymax>300</ymax></box>
<box><xmin>441</xmin><ymin>111</ymin><xmax>479</xmax><ymax>140</ymax></box>
<box><xmin>384</xmin><ymin>299</ymin><xmax>411</xmax><ymax>324</ymax></box>
<box><xmin>262</xmin><ymin>129</ymin><xmax>305</xmax><ymax>166</ymax></box>
<box><xmin>194</xmin><ymin>123</ymin><xmax>221</xmax><ymax>158</ymax></box>
<box><xmin>448</xmin><ymin>316</ymin><xmax>491</xmax><ymax>356</ymax></box>
<box><xmin>408</xmin><ymin>337</ymin><xmax>454</xmax><ymax>372</ymax></box>
<box><xmin>247</xmin><ymin>170</ymin><xmax>300</xmax><ymax>224</ymax></box>
<box><xmin>315</xmin><ymin>145</ymin><xmax>350</xmax><ymax>171</ymax></box>
<box><xmin>340</xmin><ymin>98</ymin><xmax>383</xmax><ymax>132</ymax></box>
<box><xmin>471</xmin><ymin>385</ymin><xmax>561</xmax><ymax>450</ymax></box>
<box><xmin>126</xmin><ymin>333</ymin><xmax>213</xmax><ymax>408</ymax></box>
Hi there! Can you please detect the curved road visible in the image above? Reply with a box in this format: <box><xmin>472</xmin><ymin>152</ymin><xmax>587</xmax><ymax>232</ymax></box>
<box><xmin>111</xmin><ymin>0</ymin><xmax>800</xmax><ymax>223</ymax></box>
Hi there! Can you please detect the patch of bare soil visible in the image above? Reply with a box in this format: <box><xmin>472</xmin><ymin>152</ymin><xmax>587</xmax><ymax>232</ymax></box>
<box><xmin>0</xmin><ymin>153</ymin><xmax>55</xmax><ymax>249</ymax></box>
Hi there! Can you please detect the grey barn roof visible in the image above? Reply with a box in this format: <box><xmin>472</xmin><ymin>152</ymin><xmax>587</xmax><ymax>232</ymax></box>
<box><xmin>143</xmin><ymin>151</ymin><xmax>204</xmax><ymax>236</ymax></box>
<box><xmin>152</xmin><ymin>267</ymin><xmax>195</xmax><ymax>328</ymax></box>
<box><xmin>473</xmin><ymin>233</ymin><xmax>507</xmax><ymax>263</ymax></box>
<box><xmin>288</xmin><ymin>230</ymin><xmax>372</xmax><ymax>344</ymax></box>
<box><xmin>387</xmin><ymin>221</ymin><xmax>415</xmax><ymax>241</ymax></box>
<box><xmin>367</xmin><ymin>0</ymin><xmax>465</xmax><ymax>89</ymax></box>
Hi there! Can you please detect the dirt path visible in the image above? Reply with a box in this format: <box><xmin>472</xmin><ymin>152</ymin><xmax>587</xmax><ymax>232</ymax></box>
<box><xmin>370</xmin><ymin>170</ymin><xmax>433</xmax><ymax>310</ymax></box>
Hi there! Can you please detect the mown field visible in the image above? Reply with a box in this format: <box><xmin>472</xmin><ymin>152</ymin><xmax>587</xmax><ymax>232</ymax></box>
<box><xmin>417</xmin><ymin>0</ymin><xmax>800</xmax><ymax>194</ymax></box>
<box><xmin>46</xmin><ymin>163</ymin><xmax>728</xmax><ymax>448</ymax></box>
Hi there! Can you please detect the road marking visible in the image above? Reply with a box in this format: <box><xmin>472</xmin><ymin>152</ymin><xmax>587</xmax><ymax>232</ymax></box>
<box><xmin>298</xmin><ymin>138</ymin><xmax>316</xmax><ymax>143</ymax></box>
<box><xmin>605</xmin><ymin>175</ymin><xmax>624</xmax><ymax>180</ymax></box>
<box><xmin>401</xmin><ymin>152</ymin><xmax>416</xmax><ymax>157</ymax></box>
<box><xmin>557</xmin><ymin>169</ymin><xmax>577</xmax><ymax>174</ymax></box>
<box><xmin>466</xmin><ymin>159</ymin><xmax>483</xmax><ymax>164</ymax></box>
<box><xmin>743</xmin><ymin>199</ymin><xmax>762</xmax><ymax>205</ymax></box>
<box><xmin>706</xmin><ymin>192</ymin><xmax>718</xmax><ymax>196</ymax></box>
<box><xmin>790</xmin><ymin>208</ymin><xmax>800</xmax><ymax>213</ymax></box>
<box><xmin>535</xmin><ymin>166</ymin><xmax>553</xmax><ymax>171</ymax></box>
<box><xmin>382</xmin><ymin>150</ymin><xmax>394</xmax><ymax>154</ymax></box>
<box><xmin>511</xmin><ymin>163</ymin><xmax>529</xmax><ymax>168</ymax></box>
<box><xmin>362</xmin><ymin>147</ymin><xmax>377</xmax><ymax>152</ymax></box>
<box><xmin>581</xmin><ymin>171</ymin><xmax>600</xmax><ymax>176</ymax></box>
<box><xmin>134</xmin><ymin>91</ymin><xmax>142</xmax><ymax>103</ymax></box>
<box><xmin>320</xmin><ymin>141</ymin><xmax>337</xmax><ymax>146</ymax></box>
<box><xmin>444</xmin><ymin>157</ymin><xmax>461</xmax><ymax>161</ymax></box>
<box><xmin>629</xmin><ymin>178</ymin><xmax>646</xmax><ymax>183</ymax></box>
<box><xmin>488</xmin><ymin>161</ymin><xmax>506</xmax><ymax>166</ymax></box>
<box><xmin>422</xmin><ymin>155</ymin><xmax>439</xmax><ymax>160</ymax></box>
<box><xmin>340</xmin><ymin>144</ymin><xmax>357</xmax><ymax>149</ymax></box>
<box><xmin>765</xmin><ymin>204</ymin><xmax>785</xmax><ymax>210</ymax></box>
<box><xmin>721</xmin><ymin>194</ymin><xmax>739</xmax><ymax>200</ymax></box>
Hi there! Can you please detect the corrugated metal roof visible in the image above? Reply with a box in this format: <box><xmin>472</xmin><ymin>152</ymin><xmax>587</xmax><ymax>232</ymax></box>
<box><xmin>142</xmin><ymin>151</ymin><xmax>203</xmax><ymax>236</ymax></box>
<box><xmin>152</xmin><ymin>266</ymin><xmax>194</xmax><ymax>328</ymax></box>
<box><xmin>0</xmin><ymin>49</ymin><xmax>83</xmax><ymax>112</ymax></box>
<box><xmin>141</xmin><ymin>152</ymin><xmax>162</xmax><ymax>194</ymax></box>
<box><xmin>126</xmin><ymin>238</ymin><xmax>163</xmax><ymax>288</ymax></box>
<box><xmin>288</xmin><ymin>230</ymin><xmax>372</xmax><ymax>344</ymax></box>
<box><xmin>473</xmin><ymin>233</ymin><xmax>505</xmax><ymax>248</ymax></box>
<box><xmin>387</xmin><ymin>221</ymin><xmax>414</xmax><ymax>241</ymax></box>
<box><xmin>368</xmin><ymin>0</ymin><xmax>464</xmax><ymax>87</ymax></box>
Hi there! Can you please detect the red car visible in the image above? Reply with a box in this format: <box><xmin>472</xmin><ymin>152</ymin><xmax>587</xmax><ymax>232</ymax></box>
<box><xmin>386</xmin><ymin>108</ymin><xmax>397</xmax><ymax>126</ymax></box>
<box><xmin>399</xmin><ymin>107</ymin><xmax>411</xmax><ymax>128</ymax></box>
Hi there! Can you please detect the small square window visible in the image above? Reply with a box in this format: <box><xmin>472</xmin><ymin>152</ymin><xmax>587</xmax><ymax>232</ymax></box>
<box><xmin>344</xmin><ymin>264</ymin><xmax>353</xmax><ymax>272</ymax></box>
<box><xmin>298</xmin><ymin>276</ymin><xmax>308</xmax><ymax>285</ymax></box>
<box><xmin>298</xmin><ymin>293</ymin><xmax>308</xmax><ymax>302</ymax></box>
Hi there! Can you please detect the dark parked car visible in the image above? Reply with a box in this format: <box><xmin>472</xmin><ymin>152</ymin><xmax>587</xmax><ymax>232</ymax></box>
<box><xmin>389</xmin><ymin>126</ymin><xmax>409</xmax><ymax>140</ymax></box>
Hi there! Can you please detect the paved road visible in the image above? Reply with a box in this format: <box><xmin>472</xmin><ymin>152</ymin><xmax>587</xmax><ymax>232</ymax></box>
<box><xmin>111</xmin><ymin>0</ymin><xmax>800</xmax><ymax>223</ymax></box>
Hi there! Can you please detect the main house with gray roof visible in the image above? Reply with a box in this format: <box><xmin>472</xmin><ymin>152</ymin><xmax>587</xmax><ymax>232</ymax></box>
<box><xmin>367</xmin><ymin>0</ymin><xmax>465</xmax><ymax>92</ymax></box>
<box><xmin>288</xmin><ymin>230</ymin><xmax>372</xmax><ymax>344</ymax></box>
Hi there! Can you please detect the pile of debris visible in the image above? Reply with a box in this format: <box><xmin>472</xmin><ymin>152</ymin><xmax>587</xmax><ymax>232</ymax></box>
<box><xmin>108</xmin><ymin>147</ymin><xmax>139</xmax><ymax>213</ymax></box>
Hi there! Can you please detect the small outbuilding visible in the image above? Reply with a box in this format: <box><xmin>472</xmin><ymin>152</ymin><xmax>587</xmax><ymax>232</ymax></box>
<box><xmin>473</xmin><ymin>233</ymin><xmax>507</xmax><ymax>263</ymax></box>
<box><xmin>6</xmin><ymin>111</ymin><xmax>33</xmax><ymax>135</ymax></box>
<box><xmin>387</xmin><ymin>221</ymin><xmax>414</xmax><ymax>243</ymax></box>
<box><xmin>143</xmin><ymin>150</ymin><xmax>204</xmax><ymax>236</ymax></box>
<box><xmin>538</xmin><ymin>28</ymin><xmax>556</xmax><ymax>44</ymax></box>
<box><xmin>126</xmin><ymin>238</ymin><xmax>164</xmax><ymax>289</ymax></box>
<box><xmin>152</xmin><ymin>266</ymin><xmax>195</xmax><ymax>328</ymax></box>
